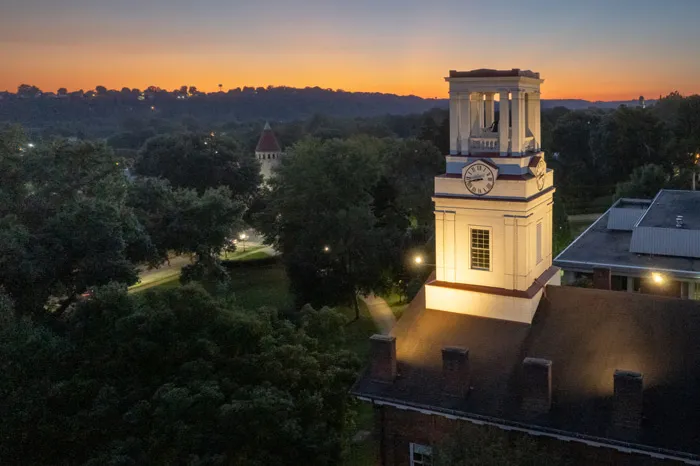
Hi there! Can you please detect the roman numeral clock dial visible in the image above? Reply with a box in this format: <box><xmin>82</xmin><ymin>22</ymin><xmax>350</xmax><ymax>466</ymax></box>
<box><xmin>463</xmin><ymin>161</ymin><xmax>497</xmax><ymax>196</ymax></box>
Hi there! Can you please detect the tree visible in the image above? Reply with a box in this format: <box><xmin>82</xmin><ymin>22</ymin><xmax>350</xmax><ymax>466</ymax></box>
<box><xmin>0</xmin><ymin>129</ymin><xmax>155</xmax><ymax>315</ymax></box>
<box><xmin>552</xmin><ymin>193</ymin><xmax>572</xmax><ymax>256</ymax></box>
<box><xmin>0</xmin><ymin>284</ymin><xmax>360</xmax><ymax>465</ymax></box>
<box><xmin>383</xmin><ymin>138</ymin><xmax>444</xmax><ymax>228</ymax></box>
<box><xmin>590</xmin><ymin>106</ymin><xmax>669</xmax><ymax>183</ymax></box>
<box><xmin>135</xmin><ymin>132</ymin><xmax>261</xmax><ymax>200</ymax></box>
<box><xmin>435</xmin><ymin>425</ymin><xmax>564</xmax><ymax>466</ymax></box>
<box><xmin>615</xmin><ymin>164</ymin><xmax>670</xmax><ymax>199</ymax></box>
<box><xmin>95</xmin><ymin>85</ymin><xmax>107</xmax><ymax>95</ymax></box>
<box><xmin>259</xmin><ymin>137</ymin><xmax>390</xmax><ymax>318</ymax></box>
<box><xmin>127</xmin><ymin>177</ymin><xmax>245</xmax><ymax>265</ymax></box>
<box><xmin>57</xmin><ymin>87</ymin><xmax>68</xmax><ymax>96</ymax></box>
<box><xmin>551</xmin><ymin>110</ymin><xmax>604</xmax><ymax>201</ymax></box>
<box><xmin>17</xmin><ymin>83</ymin><xmax>40</xmax><ymax>97</ymax></box>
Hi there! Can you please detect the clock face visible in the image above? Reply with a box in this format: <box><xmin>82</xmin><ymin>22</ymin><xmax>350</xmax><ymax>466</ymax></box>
<box><xmin>536</xmin><ymin>159</ymin><xmax>546</xmax><ymax>191</ymax></box>
<box><xmin>463</xmin><ymin>162</ymin><xmax>496</xmax><ymax>196</ymax></box>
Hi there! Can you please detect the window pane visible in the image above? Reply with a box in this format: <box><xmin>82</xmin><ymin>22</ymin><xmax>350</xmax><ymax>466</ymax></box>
<box><xmin>470</xmin><ymin>229</ymin><xmax>490</xmax><ymax>270</ymax></box>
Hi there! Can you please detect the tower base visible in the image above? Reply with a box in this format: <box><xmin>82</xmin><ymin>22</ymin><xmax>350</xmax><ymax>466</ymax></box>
<box><xmin>424</xmin><ymin>267</ymin><xmax>560</xmax><ymax>324</ymax></box>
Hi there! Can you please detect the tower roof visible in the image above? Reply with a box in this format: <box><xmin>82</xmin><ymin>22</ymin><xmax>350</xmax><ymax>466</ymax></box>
<box><xmin>255</xmin><ymin>122</ymin><xmax>282</xmax><ymax>153</ymax></box>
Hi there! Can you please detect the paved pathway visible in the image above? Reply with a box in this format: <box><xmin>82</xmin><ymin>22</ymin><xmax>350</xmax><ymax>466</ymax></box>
<box><xmin>360</xmin><ymin>293</ymin><xmax>396</xmax><ymax>335</ymax></box>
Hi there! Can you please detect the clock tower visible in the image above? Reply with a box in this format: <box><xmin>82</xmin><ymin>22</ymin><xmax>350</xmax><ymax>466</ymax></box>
<box><xmin>426</xmin><ymin>69</ymin><xmax>559</xmax><ymax>324</ymax></box>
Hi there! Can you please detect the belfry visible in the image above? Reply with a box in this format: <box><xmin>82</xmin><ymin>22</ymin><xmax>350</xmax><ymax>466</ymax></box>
<box><xmin>426</xmin><ymin>69</ymin><xmax>558</xmax><ymax>323</ymax></box>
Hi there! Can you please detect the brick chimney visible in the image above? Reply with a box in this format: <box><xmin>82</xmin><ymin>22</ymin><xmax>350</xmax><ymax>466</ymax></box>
<box><xmin>369</xmin><ymin>334</ymin><xmax>397</xmax><ymax>383</ymax></box>
<box><xmin>442</xmin><ymin>346</ymin><xmax>470</xmax><ymax>398</ymax></box>
<box><xmin>522</xmin><ymin>357</ymin><xmax>552</xmax><ymax>416</ymax></box>
<box><xmin>593</xmin><ymin>268</ymin><xmax>612</xmax><ymax>290</ymax></box>
<box><xmin>612</xmin><ymin>370</ymin><xmax>643</xmax><ymax>431</ymax></box>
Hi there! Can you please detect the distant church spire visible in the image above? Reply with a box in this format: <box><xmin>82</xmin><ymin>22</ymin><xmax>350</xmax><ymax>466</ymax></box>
<box><xmin>256</xmin><ymin>121</ymin><xmax>281</xmax><ymax>153</ymax></box>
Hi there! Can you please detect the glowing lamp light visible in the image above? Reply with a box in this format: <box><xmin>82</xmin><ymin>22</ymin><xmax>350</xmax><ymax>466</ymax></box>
<box><xmin>414</xmin><ymin>255</ymin><xmax>424</xmax><ymax>265</ymax></box>
<box><xmin>239</xmin><ymin>233</ymin><xmax>247</xmax><ymax>241</ymax></box>
<box><xmin>652</xmin><ymin>272</ymin><xmax>664</xmax><ymax>284</ymax></box>
<box><xmin>27</xmin><ymin>143</ymin><xmax>35</xmax><ymax>148</ymax></box>
<box><xmin>323</xmin><ymin>245</ymin><xmax>330</xmax><ymax>253</ymax></box>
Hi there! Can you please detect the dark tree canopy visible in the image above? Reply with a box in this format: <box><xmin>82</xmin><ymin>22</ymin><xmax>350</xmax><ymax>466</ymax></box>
<box><xmin>0</xmin><ymin>126</ymin><xmax>247</xmax><ymax>317</ymax></box>
<box><xmin>135</xmin><ymin>132</ymin><xmax>261</xmax><ymax>199</ymax></box>
<box><xmin>0</xmin><ymin>284</ymin><xmax>360</xmax><ymax>466</ymax></box>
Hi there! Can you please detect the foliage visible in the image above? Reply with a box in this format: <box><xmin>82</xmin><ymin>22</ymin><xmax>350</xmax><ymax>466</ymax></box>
<box><xmin>0</xmin><ymin>126</ymin><xmax>247</xmax><ymax>317</ymax></box>
<box><xmin>259</xmin><ymin>137</ymin><xmax>390</xmax><ymax>317</ymax></box>
<box><xmin>0</xmin><ymin>284</ymin><xmax>360</xmax><ymax>465</ymax></box>
<box><xmin>135</xmin><ymin>132</ymin><xmax>261</xmax><ymax>199</ymax></box>
<box><xmin>0</xmin><ymin>128</ymin><xmax>152</xmax><ymax>315</ymax></box>
<box><xmin>383</xmin><ymin>139</ymin><xmax>445</xmax><ymax>227</ymax></box>
<box><xmin>435</xmin><ymin>425</ymin><xmax>565</xmax><ymax>466</ymax></box>
<box><xmin>615</xmin><ymin>164</ymin><xmax>671</xmax><ymax>199</ymax></box>
<box><xmin>127</xmin><ymin>177</ymin><xmax>245</xmax><ymax>263</ymax></box>
<box><xmin>552</xmin><ymin>193</ymin><xmax>572</xmax><ymax>256</ymax></box>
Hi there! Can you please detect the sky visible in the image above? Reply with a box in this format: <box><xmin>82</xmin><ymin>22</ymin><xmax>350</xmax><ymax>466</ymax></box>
<box><xmin>2</xmin><ymin>0</ymin><xmax>699</xmax><ymax>100</ymax></box>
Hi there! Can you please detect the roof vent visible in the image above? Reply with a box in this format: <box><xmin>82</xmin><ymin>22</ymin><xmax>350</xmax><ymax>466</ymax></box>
<box><xmin>676</xmin><ymin>215</ymin><xmax>684</xmax><ymax>228</ymax></box>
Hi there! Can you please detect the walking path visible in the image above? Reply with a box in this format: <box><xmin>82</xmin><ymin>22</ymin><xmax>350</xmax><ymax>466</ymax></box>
<box><xmin>360</xmin><ymin>293</ymin><xmax>396</xmax><ymax>335</ymax></box>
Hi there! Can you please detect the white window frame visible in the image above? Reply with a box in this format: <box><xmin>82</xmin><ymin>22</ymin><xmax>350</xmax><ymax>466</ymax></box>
<box><xmin>410</xmin><ymin>443</ymin><xmax>433</xmax><ymax>466</ymax></box>
<box><xmin>469</xmin><ymin>226</ymin><xmax>492</xmax><ymax>271</ymax></box>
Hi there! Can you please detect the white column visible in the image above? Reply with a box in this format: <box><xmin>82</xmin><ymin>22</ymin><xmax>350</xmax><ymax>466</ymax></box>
<box><xmin>484</xmin><ymin>93</ymin><xmax>495</xmax><ymax>130</ymax></box>
<box><xmin>444</xmin><ymin>212</ymin><xmax>456</xmax><ymax>282</ymax></box>
<box><xmin>689</xmin><ymin>281</ymin><xmax>697</xmax><ymax>299</ymax></box>
<box><xmin>449</xmin><ymin>93</ymin><xmax>459</xmax><ymax>154</ymax></box>
<box><xmin>458</xmin><ymin>92</ymin><xmax>471</xmax><ymax>155</ymax></box>
<box><xmin>470</xmin><ymin>92</ymin><xmax>483</xmax><ymax>135</ymax></box>
<box><xmin>532</xmin><ymin>91</ymin><xmax>541</xmax><ymax>150</ymax></box>
<box><xmin>627</xmin><ymin>276</ymin><xmax>635</xmax><ymax>292</ymax></box>
<box><xmin>435</xmin><ymin>211</ymin><xmax>445</xmax><ymax>281</ymax></box>
<box><xmin>511</xmin><ymin>89</ymin><xmax>524</xmax><ymax>155</ymax></box>
<box><xmin>498</xmin><ymin>91</ymin><xmax>509</xmax><ymax>156</ymax></box>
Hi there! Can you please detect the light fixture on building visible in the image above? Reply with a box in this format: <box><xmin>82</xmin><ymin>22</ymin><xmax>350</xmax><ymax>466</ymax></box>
<box><xmin>652</xmin><ymin>272</ymin><xmax>664</xmax><ymax>284</ymax></box>
<box><xmin>414</xmin><ymin>255</ymin><xmax>424</xmax><ymax>265</ymax></box>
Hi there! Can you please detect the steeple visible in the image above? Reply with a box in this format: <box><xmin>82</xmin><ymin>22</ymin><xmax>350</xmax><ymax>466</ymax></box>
<box><xmin>255</xmin><ymin>122</ymin><xmax>285</xmax><ymax>181</ymax></box>
<box><xmin>255</xmin><ymin>121</ymin><xmax>282</xmax><ymax>153</ymax></box>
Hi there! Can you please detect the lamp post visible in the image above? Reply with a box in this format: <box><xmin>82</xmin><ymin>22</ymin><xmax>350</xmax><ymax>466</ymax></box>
<box><xmin>239</xmin><ymin>233</ymin><xmax>248</xmax><ymax>252</ymax></box>
<box><xmin>412</xmin><ymin>255</ymin><xmax>436</xmax><ymax>267</ymax></box>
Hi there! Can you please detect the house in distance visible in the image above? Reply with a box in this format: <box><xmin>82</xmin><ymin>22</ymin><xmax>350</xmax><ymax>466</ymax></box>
<box><xmin>352</xmin><ymin>69</ymin><xmax>700</xmax><ymax>466</ymax></box>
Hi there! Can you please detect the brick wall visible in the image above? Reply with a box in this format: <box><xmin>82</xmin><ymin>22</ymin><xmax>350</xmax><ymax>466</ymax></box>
<box><xmin>374</xmin><ymin>405</ymin><xmax>680</xmax><ymax>466</ymax></box>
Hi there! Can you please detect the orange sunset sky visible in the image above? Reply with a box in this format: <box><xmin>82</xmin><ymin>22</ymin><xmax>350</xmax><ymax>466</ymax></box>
<box><xmin>2</xmin><ymin>0</ymin><xmax>699</xmax><ymax>101</ymax></box>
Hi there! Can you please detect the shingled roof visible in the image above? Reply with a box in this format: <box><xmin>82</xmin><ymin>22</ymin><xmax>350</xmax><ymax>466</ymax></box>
<box><xmin>352</xmin><ymin>286</ymin><xmax>700</xmax><ymax>461</ymax></box>
<box><xmin>255</xmin><ymin>122</ymin><xmax>282</xmax><ymax>153</ymax></box>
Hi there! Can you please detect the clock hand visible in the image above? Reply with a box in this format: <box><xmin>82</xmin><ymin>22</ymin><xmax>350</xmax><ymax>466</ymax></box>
<box><xmin>466</xmin><ymin>176</ymin><xmax>484</xmax><ymax>182</ymax></box>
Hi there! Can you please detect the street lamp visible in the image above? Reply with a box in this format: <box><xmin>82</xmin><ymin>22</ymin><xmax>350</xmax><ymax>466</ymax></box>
<box><xmin>239</xmin><ymin>233</ymin><xmax>248</xmax><ymax>252</ymax></box>
<box><xmin>323</xmin><ymin>245</ymin><xmax>331</xmax><ymax>253</ymax></box>
<box><xmin>412</xmin><ymin>255</ymin><xmax>435</xmax><ymax>266</ymax></box>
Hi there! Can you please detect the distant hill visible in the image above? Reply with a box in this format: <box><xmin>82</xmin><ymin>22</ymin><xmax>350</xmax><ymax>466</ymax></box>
<box><xmin>0</xmin><ymin>85</ymin><xmax>654</xmax><ymax>137</ymax></box>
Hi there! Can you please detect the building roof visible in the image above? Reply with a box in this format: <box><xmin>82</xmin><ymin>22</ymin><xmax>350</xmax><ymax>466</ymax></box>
<box><xmin>352</xmin><ymin>286</ymin><xmax>700</xmax><ymax>460</ymax></box>
<box><xmin>255</xmin><ymin>122</ymin><xmax>282</xmax><ymax>153</ymax></box>
<box><xmin>448</xmin><ymin>68</ymin><xmax>541</xmax><ymax>79</ymax></box>
<box><xmin>555</xmin><ymin>191</ymin><xmax>700</xmax><ymax>278</ymax></box>
<box><xmin>639</xmin><ymin>190</ymin><xmax>700</xmax><ymax>230</ymax></box>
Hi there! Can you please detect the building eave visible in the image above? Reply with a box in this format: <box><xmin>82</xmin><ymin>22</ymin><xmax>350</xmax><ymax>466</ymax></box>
<box><xmin>351</xmin><ymin>390</ymin><xmax>700</xmax><ymax>465</ymax></box>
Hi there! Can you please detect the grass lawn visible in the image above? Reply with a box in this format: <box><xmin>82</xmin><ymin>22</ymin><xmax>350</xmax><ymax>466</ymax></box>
<box><xmin>570</xmin><ymin>218</ymin><xmax>596</xmax><ymax>238</ymax></box>
<box><xmin>226</xmin><ymin>264</ymin><xmax>294</xmax><ymax>311</ymax></box>
<box><xmin>129</xmin><ymin>274</ymin><xmax>181</xmax><ymax>293</ymax></box>
<box><xmin>237</xmin><ymin>250</ymin><xmax>272</xmax><ymax>261</ymax></box>
<box><xmin>381</xmin><ymin>291</ymin><xmax>409</xmax><ymax>320</ymax></box>
<box><xmin>220</xmin><ymin>245</ymin><xmax>265</xmax><ymax>261</ymax></box>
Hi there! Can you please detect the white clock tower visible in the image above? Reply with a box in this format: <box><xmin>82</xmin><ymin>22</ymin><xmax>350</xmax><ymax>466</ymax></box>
<box><xmin>425</xmin><ymin>69</ymin><xmax>560</xmax><ymax>324</ymax></box>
